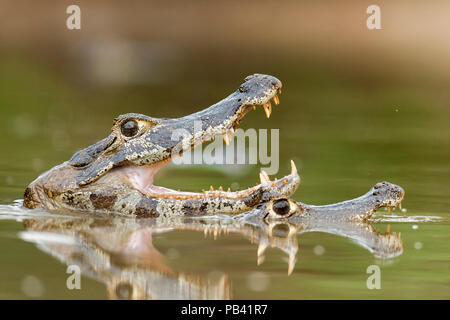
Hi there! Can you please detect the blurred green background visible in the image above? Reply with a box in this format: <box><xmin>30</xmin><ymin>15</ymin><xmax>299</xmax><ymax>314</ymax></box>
<box><xmin>0</xmin><ymin>0</ymin><xmax>449</xmax><ymax>299</ymax></box>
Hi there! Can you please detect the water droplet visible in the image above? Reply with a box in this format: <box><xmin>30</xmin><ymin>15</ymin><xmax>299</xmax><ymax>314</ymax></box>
<box><xmin>414</xmin><ymin>242</ymin><xmax>423</xmax><ymax>250</ymax></box>
<box><xmin>12</xmin><ymin>114</ymin><xmax>36</xmax><ymax>138</ymax></box>
<box><xmin>247</xmin><ymin>271</ymin><xmax>270</xmax><ymax>292</ymax></box>
<box><xmin>32</xmin><ymin>158</ymin><xmax>44</xmax><ymax>172</ymax></box>
<box><xmin>313</xmin><ymin>245</ymin><xmax>325</xmax><ymax>256</ymax></box>
<box><xmin>412</xmin><ymin>225</ymin><xmax>418</xmax><ymax>230</ymax></box>
<box><xmin>230</xmin><ymin>182</ymin><xmax>240</xmax><ymax>190</ymax></box>
<box><xmin>21</xmin><ymin>275</ymin><xmax>45</xmax><ymax>298</ymax></box>
<box><xmin>401</xmin><ymin>208</ymin><xmax>407</xmax><ymax>213</ymax></box>
<box><xmin>6</xmin><ymin>176</ymin><xmax>14</xmax><ymax>185</ymax></box>
<box><xmin>165</xmin><ymin>248</ymin><xmax>180</xmax><ymax>260</ymax></box>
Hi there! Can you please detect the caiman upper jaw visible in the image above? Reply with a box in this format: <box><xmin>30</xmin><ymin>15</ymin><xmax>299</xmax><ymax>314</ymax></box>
<box><xmin>250</xmin><ymin>181</ymin><xmax>405</xmax><ymax>223</ymax></box>
<box><xmin>239</xmin><ymin>73</ymin><xmax>282</xmax><ymax>117</ymax></box>
<box><xmin>173</xmin><ymin>73</ymin><xmax>282</xmax><ymax>149</ymax></box>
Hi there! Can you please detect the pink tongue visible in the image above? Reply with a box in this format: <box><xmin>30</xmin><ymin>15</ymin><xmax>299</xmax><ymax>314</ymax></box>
<box><xmin>118</xmin><ymin>162</ymin><xmax>167</xmax><ymax>191</ymax></box>
<box><xmin>118</xmin><ymin>162</ymin><xmax>203</xmax><ymax>196</ymax></box>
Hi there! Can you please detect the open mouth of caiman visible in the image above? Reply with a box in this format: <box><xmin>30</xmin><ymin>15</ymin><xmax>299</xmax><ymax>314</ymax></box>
<box><xmin>69</xmin><ymin>74</ymin><xmax>299</xmax><ymax>200</ymax></box>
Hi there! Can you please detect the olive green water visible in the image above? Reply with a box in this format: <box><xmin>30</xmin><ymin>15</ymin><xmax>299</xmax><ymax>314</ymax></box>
<box><xmin>0</xmin><ymin>56</ymin><xmax>449</xmax><ymax>299</ymax></box>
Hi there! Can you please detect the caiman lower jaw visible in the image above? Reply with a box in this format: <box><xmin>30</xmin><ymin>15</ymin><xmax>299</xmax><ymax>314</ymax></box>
<box><xmin>118</xmin><ymin>160</ymin><xmax>299</xmax><ymax>201</ymax></box>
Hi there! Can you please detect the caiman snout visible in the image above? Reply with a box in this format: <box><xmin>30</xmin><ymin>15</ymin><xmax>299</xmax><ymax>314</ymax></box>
<box><xmin>239</xmin><ymin>74</ymin><xmax>282</xmax><ymax>106</ymax></box>
<box><xmin>371</xmin><ymin>181</ymin><xmax>405</xmax><ymax>210</ymax></box>
<box><xmin>243</xmin><ymin>181</ymin><xmax>406</xmax><ymax>223</ymax></box>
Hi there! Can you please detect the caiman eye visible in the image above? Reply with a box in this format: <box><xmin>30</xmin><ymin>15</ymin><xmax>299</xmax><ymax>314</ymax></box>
<box><xmin>121</xmin><ymin>120</ymin><xmax>139</xmax><ymax>137</ymax></box>
<box><xmin>272</xmin><ymin>199</ymin><xmax>290</xmax><ymax>216</ymax></box>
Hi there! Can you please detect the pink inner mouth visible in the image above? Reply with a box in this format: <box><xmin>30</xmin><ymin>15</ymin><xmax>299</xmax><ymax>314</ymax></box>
<box><xmin>116</xmin><ymin>160</ymin><xmax>295</xmax><ymax>201</ymax></box>
<box><xmin>117</xmin><ymin>161</ymin><xmax>200</xmax><ymax>197</ymax></box>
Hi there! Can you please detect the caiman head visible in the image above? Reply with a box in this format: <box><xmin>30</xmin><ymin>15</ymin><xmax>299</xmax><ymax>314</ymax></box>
<box><xmin>69</xmin><ymin>74</ymin><xmax>283</xmax><ymax>186</ymax></box>
<box><xmin>230</xmin><ymin>181</ymin><xmax>405</xmax><ymax>273</ymax></box>
<box><xmin>24</xmin><ymin>74</ymin><xmax>300</xmax><ymax>215</ymax></box>
<box><xmin>241</xmin><ymin>181</ymin><xmax>405</xmax><ymax>223</ymax></box>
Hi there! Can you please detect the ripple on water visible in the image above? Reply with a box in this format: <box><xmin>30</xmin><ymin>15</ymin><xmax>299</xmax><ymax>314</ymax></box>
<box><xmin>0</xmin><ymin>199</ymin><xmax>67</xmax><ymax>221</ymax></box>
<box><xmin>373</xmin><ymin>214</ymin><xmax>443</xmax><ymax>223</ymax></box>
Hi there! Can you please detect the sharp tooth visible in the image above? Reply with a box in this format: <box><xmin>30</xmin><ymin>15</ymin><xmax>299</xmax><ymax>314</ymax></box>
<box><xmin>263</xmin><ymin>102</ymin><xmax>272</xmax><ymax>118</ymax></box>
<box><xmin>230</xmin><ymin>127</ymin><xmax>235</xmax><ymax>134</ymax></box>
<box><xmin>227</xmin><ymin>187</ymin><xmax>231</xmax><ymax>192</ymax></box>
<box><xmin>257</xmin><ymin>254</ymin><xmax>265</xmax><ymax>266</ymax></box>
<box><xmin>259</xmin><ymin>173</ymin><xmax>267</xmax><ymax>184</ymax></box>
<box><xmin>252</xmin><ymin>105</ymin><xmax>256</xmax><ymax>110</ymax></box>
<box><xmin>277</xmin><ymin>88</ymin><xmax>282</xmax><ymax>94</ymax></box>
<box><xmin>273</xmin><ymin>95</ymin><xmax>280</xmax><ymax>105</ymax></box>
<box><xmin>259</xmin><ymin>170</ymin><xmax>271</xmax><ymax>184</ymax></box>
<box><xmin>219</xmin><ymin>186</ymin><xmax>223</xmax><ymax>191</ymax></box>
<box><xmin>290</xmin><ymin>160</ymin><xmax>297</xmax><ymax>175</ymax></box>
<box><xmin>288</xmin><ymin>252</ymin><xmax>296</xmax><ymax>276</ymax></box>
<box><xmin>386</xmin><ymin>224</ymin><xmax>390</xmax><ymax>234</ymax></box>
<box><xmin>257</xmin><ymin>241</ymin><xmax>268</xmax><ymax>257</ymax></box>
<box><xmin>398</xmin><ymin>202</ymin><xmax>402</xmax><ymax>210</ymax></box>
<box><xmin>210</xmin><ymin>185</ymin><xmax>214</xmax><ymax>191</ymax></box>
<box><xmin>223</xmin><ymin>133</ymin><xmax>230</xmax><ymax>146</ymax></box>
<box><xmin>387</xmin><ymin>206</ymin><xmax>391</xmax><ymax>213</ymax></box>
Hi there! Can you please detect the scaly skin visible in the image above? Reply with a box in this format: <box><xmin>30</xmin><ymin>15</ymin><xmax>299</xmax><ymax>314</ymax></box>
<box><xmin>23</xmin><ymin>74</ymin><xmax>299</xmax><ymax>217</ymax></box>
<box><xmin>22</xmin><ymin>73</ymin><xmax>405</xmax><ymax>221</ymax></box>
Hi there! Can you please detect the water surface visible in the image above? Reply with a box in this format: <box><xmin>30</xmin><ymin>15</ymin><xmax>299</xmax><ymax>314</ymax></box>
<box><xmin>0</xmin><ymin>57</ymin><xmax>449</xmax><ymax>299</ymax></box>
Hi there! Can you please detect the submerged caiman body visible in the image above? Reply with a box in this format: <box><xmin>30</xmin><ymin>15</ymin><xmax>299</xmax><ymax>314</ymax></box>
<box><xmin>23</xmin><ymin>74</ymin><xmax>404</xmax><ymax>221</ymax></box>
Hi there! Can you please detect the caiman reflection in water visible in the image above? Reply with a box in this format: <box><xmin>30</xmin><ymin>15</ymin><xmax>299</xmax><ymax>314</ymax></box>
<box><xmin>22</xmin><ymin>206</ymin><xmax>403</xmax><ymax>299</ymax></box>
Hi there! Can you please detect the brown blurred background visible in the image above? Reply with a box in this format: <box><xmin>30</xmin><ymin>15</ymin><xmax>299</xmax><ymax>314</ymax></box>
<box><xmin>1</xmin><ymin>0</ymin><xmax>450</xmax><ymax>85</ymax></box>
